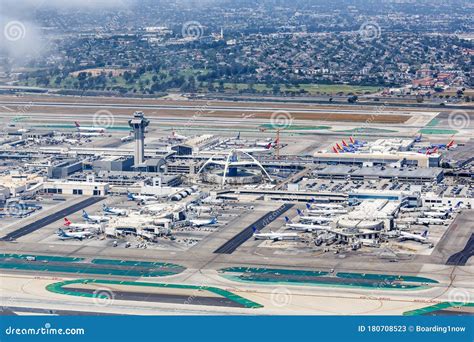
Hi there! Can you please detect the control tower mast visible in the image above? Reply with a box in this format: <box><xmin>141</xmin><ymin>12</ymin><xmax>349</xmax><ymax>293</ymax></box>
<box><xmin>128</xmin><ymin>111</ymin><xmax>149</xmax><ymax>166</ymax></box>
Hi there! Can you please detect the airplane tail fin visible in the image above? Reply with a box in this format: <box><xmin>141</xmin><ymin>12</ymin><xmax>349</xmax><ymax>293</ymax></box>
<box><xmin>284</xmin><ymin>216</ymin><xmax>291</xmax><ymax>223</ymax></box>
<box><xmin>422</xmin><ymin>230</ymin><xmax>429</xmax><ymax>238</ymax></box>
<box><xmin>252</xmin><ymin>226</ymin><xmax>259</xmax><ymax>233</ymax></box>
<box><xmin>64</xmin><ymin>218</ymin><xmax>71</xmax><ymax>226</ymax></box>
<box><xmin>82</xmin><ymin>210</ymin><xmax>89</xmax><ymax>218</ymax></box>
<box><xmin>127</xmin><ymin>192</ymin><xmax>134</xmax><ymax>200</ymax></box>
<box><xmin>236</xmin><ymin>132</ymin><xmax>240</xmax><ymax>140</ymax></box>
<box><xmin>74</xmin><ymin>121</ymin><xmax>80</xmax><ymax>128</ymax></box>
<box><xmin>57</xmin><ymin>228</ymin><xmax>67</xmax><ymax>236</ymax></box>
<box><xmin>350</xmin><ymin>136</ymin><xmax>355</xmax><ymax>144</ymax></box>
<box><xmin>306</xmin><ymin>203</ymin><xmax>311</xmax><ymax>209</ymax></box>
<box><xmin>296</xmin><ymin>209</ymin><xmax>303</xmax><ymax>216</ymax></box>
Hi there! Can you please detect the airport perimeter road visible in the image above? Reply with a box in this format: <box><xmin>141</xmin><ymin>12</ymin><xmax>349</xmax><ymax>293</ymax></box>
<box><xmin>1</xmin><ymin>197</ymin><xmax>105</xmax><ymax>241</ymax></box>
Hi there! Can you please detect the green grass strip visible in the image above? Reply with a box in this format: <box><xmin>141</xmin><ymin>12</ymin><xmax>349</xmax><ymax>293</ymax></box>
<box><xmin>425</xmin><ymin>118</ymin><xmax>440</xmax><ymax>127</ymax></box>
<box><xmin>0</xmin><ymin>253</ymin><xmax>83</xmax><ymax>262</ymax></box>
<box><xmin>418</xmin><ymin>128</ymin><xmax>458</xmax><ymax>135</ymax></box>
<box><xmin>46</xmin><ymin>279</ymin><xmax>263</xmax><ymax>309</ymax></box>
<box><xmin>403</xmin><ymin>302</ymin><xmax>474</xmax><ymax>316</ymax></box>
<box><xmin>91</xmin><ymin>259</ymin><xmax>184</xmax><ymax>269</ymax></box>
<box><xmin>336</xmin><ymin>272</ymin><xmax>438</xmax><ymax>284</ymax></box>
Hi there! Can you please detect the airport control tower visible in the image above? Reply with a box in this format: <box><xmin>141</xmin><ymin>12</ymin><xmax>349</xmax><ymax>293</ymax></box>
<box><xmin>128</xmin><ymin>111</ymin><xmax>149</xmax><ymax>166</ymax></box>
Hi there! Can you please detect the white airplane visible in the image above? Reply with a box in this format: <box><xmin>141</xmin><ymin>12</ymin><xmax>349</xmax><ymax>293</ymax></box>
<box><xmin>127</xmin><ymin>192</ymin><xmax>157</xmax><ymax>203</ymax></box>
<box><xmin>422</xmin><ymin>211</ymin><xmax>450</xmax><ymax>219</ymax></box>
<box><xmin>296</xmin><ymin>209</ymin><xmax>334</xmax><ymax>223</ymax></box>
<box><xmin>398</xmin><ymin>230</ymin><xmax>429</xmax><ymax>243</ymax></box>
<box><xmin>102</xmin><ymin>204</ymin><xmax>128</xmax><ymax>216</ymax></box>
<box><xmin>284</xmin><ymin>217</ymin><xmax>328</xmax><ymax>232</ymax></box>
<box><xmin>120</xmin><ymin>134</ymin><xmax>133</xmax><ymax>142</ymax></box>
<box><xmin>56</xmin><ymin>228</ymin><xmax>93</xmax><ymax>240</ymax></box>
<box><xmin>63</xmin><ymin>218</ymin><xmax>100</xmax><ymax>230</ymax></box>
<box><xmin>74</xmin><ymin>121</ymin><xmax>106</xmax><ymax>133</ymax></box>
<box><xmin>306</xmin><ymin>202</ymin><xmax>345</xmax><ymax>210</ymax></box>
<box><xmin>141</xmin><ymin>202</ymin><xmax>169</xmax><ymax>215</ymax></box>
<box><xmin>82</xmin><ymin>210</ymin><xmax>110</xmax><ymax>223</ymax></box>
<box><xmin>169</xmin><ymin>129</ymin><xmax>188</xmax><ymax>141</ymax></box>
<box><xmin>252</xmin><ymin>226</ymin><xmax>299</xmax><ymax>241</ymax></box>
<box><xmin>189</xmin><ymin>217</ymin><xmax>218</xmax><ymax>227</ymax></box>
<box><xmin>201</xmin><ymin>196</ymin><xmax>223</xmax><ymax>205</ymax></box>
<box><xmin>416</xmin><ymin>217</ymin><xmax>446</xmax><ymax>226</ymax></box>
<box><xmin>237</xmin><ymin>142</ymin><xmax>273</xmax><ymax>154</ymax></box>
<box><xmin>190</xmin><ymin>205</ymin><xmax>213</xmax><ymax>213</ymax></box>
<box><xmin>304</xmin><ymin>205</ymin><xmax>347</xmax><ymax>216</ymax></box>
<box><xmin>429</xmin><ymin>202</ymin><xmax>463</xmax><ymax>213</ymax></box>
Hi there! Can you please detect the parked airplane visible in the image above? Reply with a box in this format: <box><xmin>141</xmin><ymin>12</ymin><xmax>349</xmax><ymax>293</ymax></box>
<box><xmin>305</xmin><ymin>204</ymin><xmax>348</xmax><ymax>215</ymax></box>
<box><xmin>284</xmin><ymin>217</ymin><xmax>328</xmax><ymax>232</ymax></box>
<box><xmin>64</xmin><ymin>218</ymin><xmax>100</xmax><ymax>230</ymax></box>
<box><xmin>190</xmin><ymin>217</ymin><xmax>218</xmax><ymax>227</ymax></box>
<box><xmin>429</xmin><ymin>201</ymin><xmax>463</xmax><ymax>213</ymax></box>
<box><xmin>307</xmin><ymin>201</ymin><xmax>345</xmax><ymax>210</ymax></box>
<box><xmin>422</xmin><ymin>210</ymin><xmax>450</xmax><ymax>219</ymax></box>
<box><xmin>74</xmin><ymin>121</ymin><xmax>106</xmax><ymax>133</ymax></box>
<box><xmin>430</xmin><ymin>138</ymin><xmax>455</xmax><ymax>150</ymax></box>
<box><xmin>102</xmin><ymin>204</ymin><xmax>128</xmax><ymax>216</ymax></box>
<box><xmin>127</xmin><ymin>192</ymin><xmax>158</xmax><ymax>203</ymax></box>
<box><xmin>349</xmin><ymin>136</ymin><xmax>366</xmax><ymax>146</ymax></box>
<box><xmin>56</xmin><ymin>228</ymin><xmax>92</xmax><ymax>240</ymax></box>
<box><xmin>82</xmin><ymin>210</ymin><xmax>110</xmax><ymax>223</ymax></box>
<box><xmin>252</xmin><ymin>226</ymin><xmax>298</xmax><ymax>241</ymax></box>
<box><xmin>169</xmin><ymin>129</ymin><xmax>188</xmax><ymax>141</ymax></box>
<box><xmin>238</xmin><ymin>142</ymin><xmax>273</xmax><ymax>154</ymax></box>
<box><xmin>416</xmin><ymin>217</ymin><xmax>446</xmax><ymax>225</ymax></box>
<box><xmin>296</xmin><ymin>209</ymin><xmax>334</xmax><ymax>223</ymax></box>
<box><xmin>201</xmin><ymin>196</ymin><xmax>223</xmax><ymax>205</ymax></box>
<box><xmin>398</xmin><ymin>230</ymin><xmax>429</xmax><ymax>243</ymax></box>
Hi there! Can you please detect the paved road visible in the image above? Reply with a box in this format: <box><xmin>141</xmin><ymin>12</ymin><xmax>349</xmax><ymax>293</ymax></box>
<box><xmin>446</xmin><ymin>233</ymin><xmax>474</xmax><ymax>266</ymax></box>
<box><xmin>214</xmin><ymin>204</ymin><xmax>293</xmax><ymax>254</ymax></box>
<box><xmin>66</xmin><ymin>288</ymin><xmax>245</xmax><ymax>308</ymax></box>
